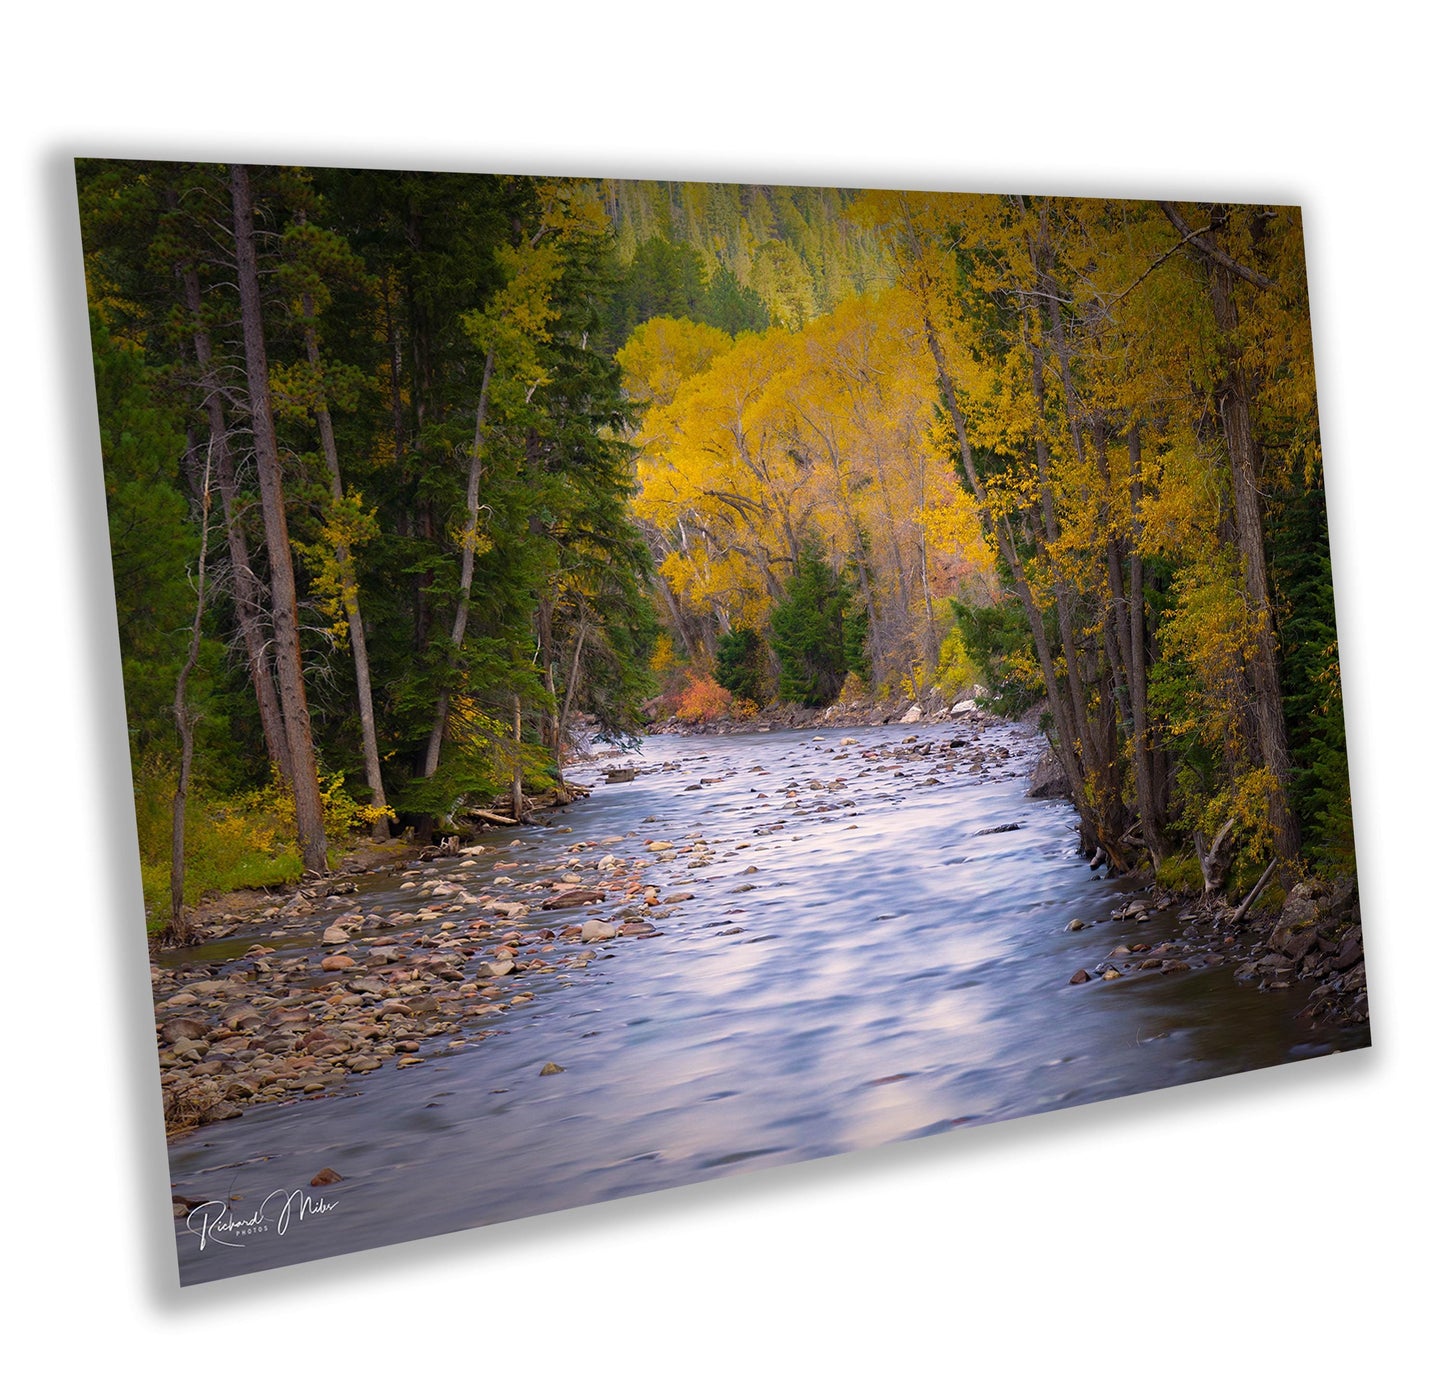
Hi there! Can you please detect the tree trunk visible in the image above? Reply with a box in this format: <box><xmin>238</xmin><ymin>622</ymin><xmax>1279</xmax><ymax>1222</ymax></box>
<box><xmin>1202</xmin><ymin>238</ymin><xmax>1301</xmax><ymax>866</ymax></box>
<box><xmin>169</xmin><ymin>441</ymin><xmax>214</xmax><ymax>935</ymax></box>
<box><xmin>179</xmin><ymin>266</ymin><xmax>292</xmax><ymax>786</ymax></box>
<box><xmin>1124</xmin><ymin>424</ymin><xmax>1164</xmax><ymax>863</ymax></box>
<box><xmin>510</xmin><ymin>692</ymin><xmax>525</xmax><ymax>820</ymax></box>
<box><xmin>557</xmin><ymin>618</ymin><xmax>587</xmax><ymax>762</ymax></box>
<box><xmin>918</xmin><ymin>306</ymin><xmax>1094</xmax><ymax>841</ymax></box>
<box><xmin>302</xmin><ymin>293</ymin><xmax>390</xmax><ymax>839</ymax></box>
<box><xmin>423</xmin><ymin>349</ymin><xmax>495</xmax><ymax>779</ymax></box>
<box><xmin>230</xmin><ymin>163</ymin><xmax>328</xmax><ymax>874</ymax></box>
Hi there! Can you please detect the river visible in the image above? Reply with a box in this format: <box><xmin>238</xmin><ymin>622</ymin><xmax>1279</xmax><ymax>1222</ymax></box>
<box><xmin>165</xmin><ymin>719</ymin><xmax>1367</xmax><ymax>1283</ymax></box>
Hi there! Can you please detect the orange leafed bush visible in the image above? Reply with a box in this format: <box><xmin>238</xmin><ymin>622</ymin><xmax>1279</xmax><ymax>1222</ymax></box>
<box><xmin>673</xmin><ymin>673</ymin><xmax>731</xmax><ymax>723</ymax></box>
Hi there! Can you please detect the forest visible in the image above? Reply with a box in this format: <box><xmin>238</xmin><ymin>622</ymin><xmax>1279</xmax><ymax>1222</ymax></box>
<box><xmin>78</xmin><ymin>164</ymin><xmax>1352</xmax><ymax>933</ymax></box>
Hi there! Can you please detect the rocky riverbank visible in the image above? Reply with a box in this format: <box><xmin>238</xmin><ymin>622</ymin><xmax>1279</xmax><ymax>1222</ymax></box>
<box><xmin>154</xmin><ymin>836</ymin><xmax>676</xmax><ymax>1138</ymax></box>
<box><xmin>153</xmin><ymin>711</ymin><xmax>1366</xmax><ymax>1158</ymax></box>
<box><xmin>1063</xmin><ymin>871</ymin><xmax>1368</xmax><ymax>1029</ymax></box>
<box><xmin>154</xmin><ymin>715</ymin><xmax>1027</xmax><ymax>1141</ymax></box>
<box><xmin>644</xmin><ymin>686</ymin><xmax>990</xmax><ymax>738</ymax></box>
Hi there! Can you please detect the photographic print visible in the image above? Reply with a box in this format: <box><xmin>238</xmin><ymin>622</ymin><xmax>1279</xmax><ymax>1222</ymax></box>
<box><xmin>75</xmin><ymin>162</ymin><xmax>1370</xmax><ymax>1284</ymax></box>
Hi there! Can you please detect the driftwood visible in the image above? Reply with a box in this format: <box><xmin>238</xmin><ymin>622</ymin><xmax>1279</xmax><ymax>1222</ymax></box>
<box><xmin>1194</xmin><ymin>817</ymin><xmax>1236</xmax><ymax>896</ymax></box>
<box><xmin>466</xmin><ymin>808</ymin><xmax>519</xmax><ymax>826</ymax></box>
<box><xmin>1229</xmin><ymin>858</ymin><xmax>1278</xmax><ymax>925</ymax></box>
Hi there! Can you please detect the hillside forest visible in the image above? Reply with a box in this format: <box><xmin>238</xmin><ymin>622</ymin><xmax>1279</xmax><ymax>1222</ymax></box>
<box><xmin>77</xmin><ymin>164</ymin><xmax>1353</xmax><ymax>932</ymax></box>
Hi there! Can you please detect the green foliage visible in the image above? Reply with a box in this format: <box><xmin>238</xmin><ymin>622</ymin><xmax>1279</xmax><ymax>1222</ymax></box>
<box><xmin>1154</xmin><ymin>851</ymin><xmax>1203</xmax><ymax>895</ymax></box>
<box><xmin>1268</xmin><ymin>473</ymin><xmax>1356</xmax><ymax>873</ymax></box>
<box><xmin>949</xmin><ymin>594</ymin><xmax>1041</xmax><ymax>717</ymax></box>
<box><xmin>716</xmin><ymin>625</ymin><xmax>769</xmax><ymax>705</ymax></box>
<box><xmin>89</xmin><ymin>309</ymin><xmax>196</xmax><ymax>757</ymax></box>
<box><xmin>769</xmin><ymin>540</ymin><xmax>867</xmax><ymax>707</ymax></box>
<box><xmin>132</xmin><ymin>761</ymin><xmax>302</xmax><ymax>930</ymax></box>
<box><xmin>933</xmin><ymin>624</ymin><xmax>982</xmax><ymax>696</ymax></box>
<box><xmin>699</xmin><ymin>265</ymin><xmax>770</xmax><ymax>336</ymax></box>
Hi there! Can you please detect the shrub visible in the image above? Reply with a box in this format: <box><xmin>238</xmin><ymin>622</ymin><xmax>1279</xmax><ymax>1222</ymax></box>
<box><xmin>674</xmin><ymin>673</ymin><xmax>731</xmax><ymax>723</ymax></box>
<box><xmin>933</xmin><ymin>624</ymin><xmax>981</xmax><ymax>697</ymax></box>
<box><xmin>1155</xmin><ymin>851</ymin><xmax>1203</xmax><ymax>895</ymax></box>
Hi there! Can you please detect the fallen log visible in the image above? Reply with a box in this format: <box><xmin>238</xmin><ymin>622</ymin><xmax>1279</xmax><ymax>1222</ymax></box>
<box><xmin>466</xmin><ymin>808</ymin><xmax>519</xmax><ymax>826</ymax></box>
<box><xmin>1229</xmin><ymin>857</ymin><xmax>1278</xmax><ymax>925</ymax></box>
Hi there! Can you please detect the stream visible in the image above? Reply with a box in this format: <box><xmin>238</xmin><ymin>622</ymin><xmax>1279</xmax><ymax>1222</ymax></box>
<box><xmin>165</xmin><ymin>719</ymin><xmax>1367</xmax><ymax>1283</ymax></box>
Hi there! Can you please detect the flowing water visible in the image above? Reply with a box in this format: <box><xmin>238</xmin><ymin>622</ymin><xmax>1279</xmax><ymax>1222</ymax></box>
<box><xmin>166</xmin><ymin>721</ymin><xmax>1367</xmax><ymax>1282</ymax></box>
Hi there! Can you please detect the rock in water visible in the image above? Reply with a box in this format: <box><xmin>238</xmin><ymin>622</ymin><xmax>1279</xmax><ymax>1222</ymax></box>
<box><xmin>310</xmin><ymin>1167</ymin><xmax>343</xmax><ymax>1187</ymax></box>
<box><xmin>1028</xmin><ymin>748</ymin><xmax>1070</xmax><ymax>800</ymax></box>
<box><xmin>540</xmin><ymin>1062</ymin><xmax>565</xmax><ymax>1075</ymax></box>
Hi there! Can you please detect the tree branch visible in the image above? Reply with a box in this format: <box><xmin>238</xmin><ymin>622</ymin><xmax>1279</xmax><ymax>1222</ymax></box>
<box><xmin>1158</xmin><ymin>203</ymin><xmax>1278</xmax><ymax>291</ymax></box>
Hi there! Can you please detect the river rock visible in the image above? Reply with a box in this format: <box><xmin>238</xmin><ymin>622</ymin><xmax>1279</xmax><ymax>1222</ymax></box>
<box><xmin>161</xmin><ymin>1017</ymin><xmax>208</xmax><ymax>1045</ymax></box>
<box><xmin>320</xmin><ymin>954</ymin><xmax>357</xmax><ymax>971</ymax></box>
<box><xmin>310</xmin><ymin>1167</ymin><xmax>343</xmax><ymax>1186</ymax></box>
<box><xmin>1028</xmin><ymin>748</ymin><xmax>1070</xmax><ymax>800</ymax></box>
<box><xmin>1331</xmin><ymin>930</ymin><xmax>1364</xmax><ymax>971</ymax></box>
<box><xmin>1069</xmin><ymin>969</ymin><xmax>1090</xmax><ymax>984</ymax></box>
<box><xmin>542</xmin><ymin>889</ymin><xmax>603</xmax><ymax>910</ymax></box>
<box><xmin>580</xmin><ymin>920</ymin><xmax>617</xmax><ymax>943</ymax></box>
<box><xmin>220</xmin><ymin>1003</ymin><xmax>263</xmax><ymax>1031</ymax></box>
<box><xmin>1267</xmin><ymin>880</ymin><xmax>1329</xmax><ymax>961</ymax></box>
<box><xmin>540</xmin><ymin>1062</ymin><xmax>565</xmax><ymax>1075</ymax></box>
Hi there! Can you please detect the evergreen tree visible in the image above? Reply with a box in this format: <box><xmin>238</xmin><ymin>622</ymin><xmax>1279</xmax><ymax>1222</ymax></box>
<box><xmin>715</xmin><ymin>625</ymin><xmax>768</xmax><ymax>705</ymax></box>
<box><xmin>769</xmin><ymin>540</ymin><xmax>866</xmax><ymax>706</ymax></box>
<box><xmin>699</xmin><ymin>265</ymin><xmax>770</xmax><ymax>336</ymax></box>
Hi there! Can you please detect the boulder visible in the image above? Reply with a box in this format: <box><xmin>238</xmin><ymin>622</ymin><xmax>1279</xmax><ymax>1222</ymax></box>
<box><xmin>1028</xmin><ymin>748</ymin><xmax>1070</xmax><ymax>800</ymax></box>
<box><xmin>1267</xmin><ymin>880</ymin><xmax>1330</xmax><ymax>961</ymax></box>
<box><xmin>1331</xmin><ymin>929</ymin><xmax>1364</xmax><ymax>971</ymax></box>
<box><xmin>160</xmin><ymin>1017</ymin><xmax>208</xmax><ymax>1045</ymax></box>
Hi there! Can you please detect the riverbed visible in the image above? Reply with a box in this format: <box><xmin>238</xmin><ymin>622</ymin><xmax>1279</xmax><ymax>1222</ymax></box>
<box><xmin>165</xmin><ymin>719</ymin><xmax>1368</xmax><ymax>1283</ymax></box>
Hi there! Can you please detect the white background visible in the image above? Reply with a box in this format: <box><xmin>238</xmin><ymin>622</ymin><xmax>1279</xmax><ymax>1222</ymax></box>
<box><xmin>3</xmin><ymin>4</ymin><xmax>1437</xmax><ymax>1392</ymax></box>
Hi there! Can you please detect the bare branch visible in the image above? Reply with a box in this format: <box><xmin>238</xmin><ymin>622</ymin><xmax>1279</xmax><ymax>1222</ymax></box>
<box><xmin>1158</xmin><ymin>202</ymin><xmax>1278</xmax><ymax>291</ymax></box>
